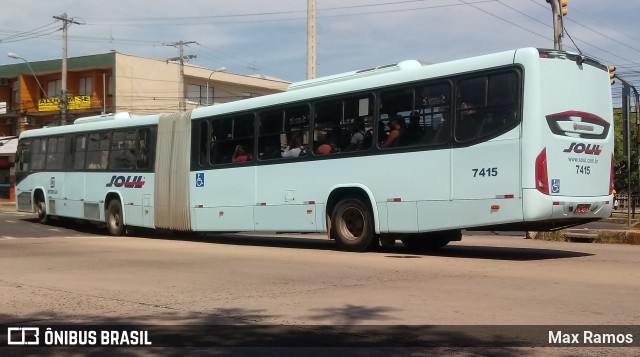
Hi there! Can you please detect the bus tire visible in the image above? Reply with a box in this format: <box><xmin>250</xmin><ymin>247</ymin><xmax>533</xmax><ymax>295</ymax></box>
<box><xmin>331</xmin><ymin>198</ymin><xmax>375</xmax><ymax>252</ymax></box>
<box><xmin>35</xmin><ymin>197</ymin><xmax>49</xmax><ymax>224</ymax></box>
<box><xmin>106</xmin><ymin>200</ymin><xmax>125</xmax><ymax>236</ymax></box>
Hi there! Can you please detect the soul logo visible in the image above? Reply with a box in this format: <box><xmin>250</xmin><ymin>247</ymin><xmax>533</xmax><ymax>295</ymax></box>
<box><xmin>106</xmin><ymin>175</ymin><xmax>146</xmax><ymax>188</ymax></box>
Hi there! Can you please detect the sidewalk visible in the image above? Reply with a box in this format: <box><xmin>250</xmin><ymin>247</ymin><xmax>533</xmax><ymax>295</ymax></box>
<box><xmin>0</xmin><ymin>201</ymin><xmax>16</xmax><ymax>213</ymax></box>
<box><xmin>540</xmin><ymin>211</ymin><xmax>640</xmax><ymax>245</ymax></box>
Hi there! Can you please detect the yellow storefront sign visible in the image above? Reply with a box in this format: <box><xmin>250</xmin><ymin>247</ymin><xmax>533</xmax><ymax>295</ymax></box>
<box><xmin>38</xmin><ymin>96</ymin><xmax>91</xmax><ymax>111</ymax></box>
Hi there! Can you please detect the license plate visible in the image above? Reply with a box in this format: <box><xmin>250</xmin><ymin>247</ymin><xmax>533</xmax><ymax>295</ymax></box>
<box><xmin>574</xmin><ymin>204</ymin><xmax>590</xmax><ymax>214</ymax></box>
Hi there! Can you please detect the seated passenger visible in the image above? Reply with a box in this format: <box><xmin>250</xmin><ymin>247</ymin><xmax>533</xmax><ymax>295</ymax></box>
<box><xmin>316</xmin><ymin>134</ymin><xmax>339</xmax><ymax>155</ymax></box>
<box><xmin>404</xmin><ymin>111</ymin><xmax>424</xmax><ymax>145</ymax></box>
<box><xmin>380</xmin><ymin>115</ymin><xmax>405</xmax><ymax>148</ymax></box>
<box><xmin>232</xmin><ymin>145</ymin><xmax>252</xmax><ymax>162</ymax></box>
<box><xmin>344</xmin><ymin>122</ymin><xmax>366</xmax><ymax>152</ymax></box>
<box><xmin>282</xmin><ymin>136</ymin><xmax>306</xmax><ymax>158</ymax></box>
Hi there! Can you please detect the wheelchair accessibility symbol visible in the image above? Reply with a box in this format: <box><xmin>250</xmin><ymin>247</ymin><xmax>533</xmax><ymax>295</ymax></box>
<box><xmin>551</xmin><ymin>179</ymin><xmax>560</xmax><ymax>194</ymax></box>
<box><xmin>196</xmin><ymin>173</ymin><xmax>205</xmax><ymax>187</ymax></box>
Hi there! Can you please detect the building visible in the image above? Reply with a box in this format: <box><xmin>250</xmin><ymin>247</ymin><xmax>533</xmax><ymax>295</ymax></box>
<box><xmin>0</xmin><ymin>52</ymin><xmax>290</xmax><ymax>201</ymax></box>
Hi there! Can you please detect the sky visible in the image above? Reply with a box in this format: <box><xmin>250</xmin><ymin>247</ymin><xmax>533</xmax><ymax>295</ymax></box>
<box><xmin>1</xmin><ymin>0</ymin><xmax>639</xmax><ymax>104</ymax></box>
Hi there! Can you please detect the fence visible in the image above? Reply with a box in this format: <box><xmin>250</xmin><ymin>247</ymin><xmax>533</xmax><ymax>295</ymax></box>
<box><xmin>614</xmin><ymin>193</ymin><xmax>640</xmax><ymax>210</ymax></box>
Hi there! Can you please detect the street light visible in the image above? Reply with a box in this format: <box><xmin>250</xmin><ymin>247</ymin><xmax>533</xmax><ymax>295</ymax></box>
<box><xmin>206</xmin><ymin>67</ymin><xmax>226</xmax><ymax>106</ymax></box>
<box><xmin>7</xmin><ymin>53</ymin><xmax>46</xmax><ymax>97</ymax></box>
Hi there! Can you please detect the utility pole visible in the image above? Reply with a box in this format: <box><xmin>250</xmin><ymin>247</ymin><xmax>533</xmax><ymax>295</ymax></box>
<box><xmin>307</xmin><ymin>0</ymin><xmax>317</xmax><ymax>79</ymax></box>
<box><xmin>53</xmin><ymin>13</ymin><xmax>83</xmax><ymax>125</ymax></box>
<box><xmin>546</xmin><ymin>0</ymin><xmax>567</xmax><ymax>50</ymax></box>
<box><xmin>167</xmin><ymin>41</ymin><xmax>196</xmax><ymax>111</ymax></box>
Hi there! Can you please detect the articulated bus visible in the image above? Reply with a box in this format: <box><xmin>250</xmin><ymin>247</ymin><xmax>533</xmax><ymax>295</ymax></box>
<box><xmin>15</xmin><ymin>48</ymin><xmax>614</xmax><ymax>251</ymax></box>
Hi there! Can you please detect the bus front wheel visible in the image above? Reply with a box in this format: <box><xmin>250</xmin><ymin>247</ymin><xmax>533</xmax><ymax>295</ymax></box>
<box><xmin>35</xmin><ymin>198</ymin><xmax>48</xmax><ymax>224</ymax></box>
<box><xmin>331</xmin><ymin>198</ymin><xmax>375</xmax><ymax>252</ymax></box>
<box><xmin>106</xmin><ymin>200</ymin><xmax>125</xmax><ymax>236</ymax></box>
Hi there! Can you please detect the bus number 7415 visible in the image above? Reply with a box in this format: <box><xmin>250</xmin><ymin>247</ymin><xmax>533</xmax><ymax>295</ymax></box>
<box><xmin>472</xmin><ymin>168</ymin><xmax>498</xmax><ymax>177</ymax></box>
<box><xmin>576</xmin><ymin>165</ymin><xmax>591</xmax><ymax>175</ymax></box>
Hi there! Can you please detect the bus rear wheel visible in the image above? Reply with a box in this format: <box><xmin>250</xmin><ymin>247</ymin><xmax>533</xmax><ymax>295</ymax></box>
<box><xmin>331</xmin><ymin>198</ymin><xmax>375</xmax><ymax>252</ymax></box>
<box><xmin>106</xmin><ymin>200</ymin><xmax>125</xmax><ymax>236</ymax></box>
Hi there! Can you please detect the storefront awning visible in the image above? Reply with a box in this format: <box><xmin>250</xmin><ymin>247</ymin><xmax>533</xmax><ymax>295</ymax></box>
<box><xmin>0</xmin><ymin>136</ymin><xmax>17</xmax><ymax>155</ymax></box>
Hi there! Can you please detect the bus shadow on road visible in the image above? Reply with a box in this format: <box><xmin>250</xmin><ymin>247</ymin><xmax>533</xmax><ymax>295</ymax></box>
<box><xmin>19</xmin><ymin>217</ymin><xmax>593</xmax><ymax>261</ymax></box>
<box><xmin>144</xmin><ymin>231</ymin><xmax>593</xmax><ymax>261</ymax></box>
<box><xmin>411</xmin><ymin>244</ymin><xmax>594</xmax><ymax>261</ymax></box>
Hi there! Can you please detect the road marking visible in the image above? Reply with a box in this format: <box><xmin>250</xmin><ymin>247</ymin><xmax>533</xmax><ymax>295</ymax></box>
<box><xmin>0</xmin><ymin>236</ymin><xmax>17</xmax><ymax>239</ymax></box>
<box><xmin>48</xmin><ymin>228</ymin><xmax>61</xmax><ymax>232</ymax></box>
<box><xmin>4</xmin><ymin>220</ymin><xmax>16</xmax><ymax>223</ymax></box>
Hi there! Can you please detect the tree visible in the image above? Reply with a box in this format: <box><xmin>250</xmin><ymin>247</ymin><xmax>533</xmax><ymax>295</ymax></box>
<box><xmin>613</xmin><ymin>108</ymin><xmax>639</xmax><ymax>193</ymax></box>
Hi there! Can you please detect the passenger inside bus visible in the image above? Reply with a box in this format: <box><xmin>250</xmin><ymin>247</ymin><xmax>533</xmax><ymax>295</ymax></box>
<box><xmin>282</xmin><ymin>136</ymin><xmax>306</xmax><ymax>158</ymax></box>
<box><xmin>259</xmin><ymin>140</ymin><xmax>281</xmax><ymax>160</ymax></box>
<box><xmin>380</xmin><ymin>115</ymin><xmax>405</xmax><ymax>148</ymax></box>
<box><xmin>232</xmin><ymin>145</ymin><xmax>252</xmax><ymax>162</ymax></box>
<box><xmin>343</xmin><ymin>121</ymin><xmax>367</xmax><ymax>151</ymax></box>
<box><xmin>404</xmin><ymin>111</ymin><xmax>425</xmax><ymax>145</ymax></box>
<box><xmin>316</xmin><ymin>133</ymin><xmax>339</xmax><ymax>155</ymax></box>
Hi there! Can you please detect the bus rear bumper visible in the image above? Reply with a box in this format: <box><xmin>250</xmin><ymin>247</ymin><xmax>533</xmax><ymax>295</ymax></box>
<box><xmin>523</xmin><ymin>189</ymin><xmax>613</xmax><ymax>221</ymax></box>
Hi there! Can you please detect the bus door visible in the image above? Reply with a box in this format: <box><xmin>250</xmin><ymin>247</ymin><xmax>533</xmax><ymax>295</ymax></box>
<box><xmin>63</xmin><ymin>134</ymin><xmax>86</xmax><ymax>218</ymax></box>
<box><xmin>44</xmin><ymin>137</ymin><xmax>66</xmax><ymax>217</ymax></box>
<box><xmin>451</xmin><ymin>71</ymin><xmax>523</xmax><ymax>226</ymax></box>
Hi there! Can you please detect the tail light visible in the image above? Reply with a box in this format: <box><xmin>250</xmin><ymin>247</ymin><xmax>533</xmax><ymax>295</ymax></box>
<box><xmin>610</xmin><ymin>154</ymin><xmax>615</xmax><ymax>194</ymax></box>
<box><xmin>536</xmin><ymin>148</ymin><xmax>549</xmax><ymax>194</ymax></box>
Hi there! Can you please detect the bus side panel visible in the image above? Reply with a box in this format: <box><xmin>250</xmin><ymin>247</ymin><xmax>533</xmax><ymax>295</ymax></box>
<box><xmin>63</xmin><ymin>172</ymin><xmax>85</xmax><ymax>219</ymax></box>
<box><xmin>450</xmin><ymin>130</ymin><xmax>524</xmax><ymax>227</ymax></box>
<box><xmin>46</xmin><ymin>172</ymin><xmax>64</xmax><ymax>216</ymax></box>
<box><xmin>191</xmin><ymin>167</ymin><xmax>256</xmax><ymax>232</ymax></box>
<box><xmin>254</xmin><ymin>164</ymin><xmax>317</xmax><ymax>232</ymax></box>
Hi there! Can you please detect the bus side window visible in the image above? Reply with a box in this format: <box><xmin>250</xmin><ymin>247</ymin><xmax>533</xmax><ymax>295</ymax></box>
<box><xmin>110</xmin><ymin>130</ymin><xmax>136</xmax><ymax>170</ymax></box>
<box><xmin>31</xmin><ymin>138</ymin><xmax>46</xmax><ymax>171</ymax></box>
<box><xmin>416</xmin><ymin>82</ymin><xmax>452</xmax><ymax>145</ymax></box>
<box><xmin>455</xmin><ymin>72</ymin><xmax>520</xmax><ymax>143</ymax></box>
<box><xmin>283</xmin><ymin>105</ymin><xmax>309</xmax><ymax>158</ymax></box>
<box><xmin>258</xmin><ymin>109</ymin><xmax>284</xmax><ymax>160</ymax></box>
<box><xmin>45</xmin><ymin>137</ymin><xmax>65</xmax><ymax>171</ymax></box>
<box><xmin>17</xmin><ymin>139</ymin><xmax>31</xmax><ymax>173</ymax></box>
<box><xmin>198</xmin><ymin>121</ymin><xmax>209</xmax><ymax>166</ymax></box>
<box><xmin>343</xmin><ymin>96</ymin><xmax>373</xmax><ymax>152</ymax></box>
<box><xmin>486</xmin><ymin>72</ymin><xmax>520</xmax><ymax>134</ymax></box>
<box><xmin>313</xmin><ymin>100</ymin><xmax>341</xmax><ymax>155</ymax></box>
<box><xmin>210</xmin><ymin>118</ymin><xmax>232</xmax><ymax>164</ymax></box>
<box><xmin>379</xmin><ymin>88</ymin><xmax>413</xmax><ymax>148</ymax></box>
<box><xmin>455</xmin><ymin>77</ymin><xmax>485</xmax><ymax>142</ymax></box>
<box><xmin>74</xmin><ymin>135</ymin><xmax>86</xmax><ymax>170</ymax></box>
<box><xmin>86</xmin><ymin>133</ymin><xmax>110</xmax><ymax>170</ymax></box>
<box><xmin>228</xmin><ymin>114</ymin><xmax>255</xmax><ymax>163</ymax></box>
<box><xmin>137</xmin><ymin>128</ymin><xmax>151</xmax><ymax>169</ymax></box>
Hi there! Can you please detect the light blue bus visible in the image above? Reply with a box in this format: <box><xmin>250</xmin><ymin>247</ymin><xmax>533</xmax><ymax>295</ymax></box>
<box><xmin>15</xmin><ymin>48</ymin><xmax>614</xmax><ymax>251</ymax></box>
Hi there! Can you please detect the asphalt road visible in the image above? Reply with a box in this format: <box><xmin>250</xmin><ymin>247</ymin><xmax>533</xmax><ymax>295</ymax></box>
<box><xmin>1</xmin><ymin>211</ymin><xmax>639</xmax><ymax>355</ymax></box>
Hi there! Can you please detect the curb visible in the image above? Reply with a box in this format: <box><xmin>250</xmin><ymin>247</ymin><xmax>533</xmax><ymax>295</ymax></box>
<box><xmin>539</xmin><ymin>229</ymin><xmax>640</xmax><ymax>245</ymax></box>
